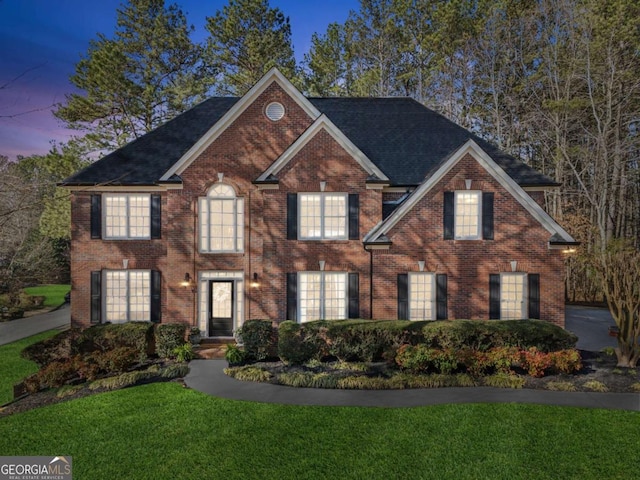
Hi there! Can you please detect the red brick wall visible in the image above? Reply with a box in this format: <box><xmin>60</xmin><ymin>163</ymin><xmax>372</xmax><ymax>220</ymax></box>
<box><xmin>69</xmin><ymin>81</ymin><xmax>567</xmax><ymax>330</ymax></box>
<box><xmin>370</xmin><ymin>153</ymin><xmax>565</xmax><ymax>327</ymax></box>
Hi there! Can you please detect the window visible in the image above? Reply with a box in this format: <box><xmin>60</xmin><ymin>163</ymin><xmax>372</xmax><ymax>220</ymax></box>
<box><xmin>104</xmin><ymin>194</ymin><xmax>150</xmax><ymax>239</ymax></box>
<box><xmin>409</xmin><ymin>273</ymin><xmax>436</xmax><ymax>320</ymax></box>
<box><xmin>500</xmin><ymin>273</ymin><xmax>527</xmax><ymax>319</ymax></box>
<box><xmin>443</xmin><ymin>191</ymin><xmax>493</xmax><ymax>240</ymax></box>
<box><xmin>299</xmin><ymin>193</ymin><xmax>347</xmax><ymax>240</ymax></box>
<box><xmin>455</xmin><ymin>191</ymin><xmax>481</xmax><ymax>239</ymax></box>
<box><xmin>104</xmin><ymin>270</ymin><xmax>151</xmax><ymax>323</ymax></box>
<box><xmin>298</xmin><ymin>272</ymin><xmax>347</xmax><ymax>322</ymax></box>
<box><xmin>199</xmin><ymin>184</ymin><xmax>244</xmax><ymax>253</ymax></box>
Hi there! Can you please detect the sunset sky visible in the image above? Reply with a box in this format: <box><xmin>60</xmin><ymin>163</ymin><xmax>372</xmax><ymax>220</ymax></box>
<box><xmin>0</xmin><ymin>0</ymin><xmax>358</xmax><ymax>160</ymax></box>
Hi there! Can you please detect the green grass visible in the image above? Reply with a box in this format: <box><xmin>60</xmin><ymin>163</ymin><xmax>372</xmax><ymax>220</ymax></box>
<box><xmin>0</xmin><ymin>330</ymin><xmax>58</xmax><ymax>404</ymax></box>
<box><xmin>23</xmin><ymin>284</ymin><xmax>70</xmax><ymax>308</ymax></box>
<box><xmin>0</xmin><ymin>383</ymin><xmax>638</xmax><ymax>480</ymax></box>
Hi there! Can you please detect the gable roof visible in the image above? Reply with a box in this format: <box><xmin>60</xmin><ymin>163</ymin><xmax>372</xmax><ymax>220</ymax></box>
<box><xmin>61</xmin><ymin>73</ymin><xmax>556</xmax><ymax>188</ymax></box>
<box><xmin>256</xmin><ymin>114</ymin><xmax>389</xmax><ymax>183</ymax></box>
<box><xmin>61</xmin><ymin>97</ymin><xmax>239</xmax><ymax>186</ymax></box>
<box><xmin>364</xmin><ymin>139</ymin><xmax>576</xmax><ymax>245</ymax></box>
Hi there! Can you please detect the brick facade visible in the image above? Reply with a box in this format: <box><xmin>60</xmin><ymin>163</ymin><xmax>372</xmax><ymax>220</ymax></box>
<box><xmin>68</xmin><ymin>71</ymin><xmax>570</xmax><ymax>331</ymax></box>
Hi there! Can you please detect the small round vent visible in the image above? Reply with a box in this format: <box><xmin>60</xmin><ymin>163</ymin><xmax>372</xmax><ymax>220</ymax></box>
<box><xmin>265</xmin><ymin>102</ymin><xmax>285</xmax><ymax>121</ymax></box>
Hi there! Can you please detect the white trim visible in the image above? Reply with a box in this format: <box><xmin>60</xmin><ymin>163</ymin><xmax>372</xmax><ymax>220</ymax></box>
<box><xmin>160</xmin><ymin>68</ymin><xmax>321</xmax><ymax>181</ymax></box>
<box><xmin>64</xmin><ymin>185</ymin><xmax>181</xmax><ymax>192</ymax></box>
<box><xmin>454</xmin><ymin>190</ymin><xmax>482</xmax><ymax>240</ymax></box>
<box><xmin>256</xmin><ymin>114</ymin><xmax>389</xmax><ymax>182</ymax></box>
<box><xmin>198</xmin><ymin>271</ymin><xmax>244</xmax><ymax>337</ymax></box>
<box><xmin>298</xmin><ymin>192</ymin><xmax>348</xmax><ymax>240</ymax></box>
<box><xmin>103</xmin><ymin>193</ymin><xmax>151</xmax><ymax>240</ymax></box>
<box><xmin>364</xmin><ymin>139</ymin><xmax>575</xmax><ymax>244</ymax></box>
<box><xmin>500</xmin><ymin>272</ymin><xmax>528</xmax><ymax>320</ymax></box>
<box><xmin>408</xmin><ymin>272</ymin><xmax>436</xmax><ymax>321</ymax></box>
<box><xmin>297</xmin><ymin>271</ymin><xmax>348</xmax><ymax>323</ymax></box>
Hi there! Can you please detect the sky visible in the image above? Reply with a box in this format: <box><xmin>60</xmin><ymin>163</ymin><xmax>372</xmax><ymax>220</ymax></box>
<box><xmin>0</xmin><ymin>0</ymin><xmax>359</xmax><ymax>160</ymax></box>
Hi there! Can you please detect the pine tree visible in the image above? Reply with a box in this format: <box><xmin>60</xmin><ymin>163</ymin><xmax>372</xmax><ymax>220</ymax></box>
<box><xmin>204</xmin><ymin>0</ymin><xmax>297</xmax><ymax>96</ymax></box>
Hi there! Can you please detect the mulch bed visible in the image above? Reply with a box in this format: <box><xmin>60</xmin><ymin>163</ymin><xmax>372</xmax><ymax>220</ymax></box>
<box><xmin>2</xmin><ymin>350</ymin><xmax>637</xmax><ymax>418</ymax></box>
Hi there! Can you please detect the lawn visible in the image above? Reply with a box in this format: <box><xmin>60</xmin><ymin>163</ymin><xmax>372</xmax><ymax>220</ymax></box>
<box><xmin>0</xmin><ymin>382</ymin><xmax>638</xmax><ymax>480</ymax></box>
<box><xmin>0</xmin><ymin>330</ymin><xmax>57</xmax><ymax>405</ymax></box>
<box><xmin>23</xmin><ymin>284</ymin><xmax>70</xmax><ymax>308</ymax></box>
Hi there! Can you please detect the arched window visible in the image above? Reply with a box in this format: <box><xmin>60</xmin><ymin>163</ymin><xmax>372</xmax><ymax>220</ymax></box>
<box><xmin>199</xmin><ymin>183</ymin><xmax>244</xmax><ymax>253</ymax></box>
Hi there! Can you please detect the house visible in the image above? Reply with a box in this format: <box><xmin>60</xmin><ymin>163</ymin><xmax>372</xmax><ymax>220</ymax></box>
<box><xmin>61</xmin><ymin>68</ymin><xmax>577</xmax><ymax>337</ymax></box>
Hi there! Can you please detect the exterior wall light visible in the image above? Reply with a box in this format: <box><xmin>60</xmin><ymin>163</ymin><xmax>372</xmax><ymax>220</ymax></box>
<box><xmin>250</xmin><ymin>272</ymin><xmax>260</xmax><ymax>288</ymax></box>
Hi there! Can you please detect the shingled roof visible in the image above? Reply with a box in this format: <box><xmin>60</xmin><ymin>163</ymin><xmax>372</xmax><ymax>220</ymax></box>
<box><xmin>62</xmin><ymin>96</ymin><xmax>556</xmax><ymax>187</ymax></box>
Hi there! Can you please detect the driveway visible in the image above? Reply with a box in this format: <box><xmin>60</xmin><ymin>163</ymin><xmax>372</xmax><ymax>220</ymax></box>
<box><xmin>0</xmin><ymin>304</ymin><xmax>70</xmax><ymax>346</ymax></box>
<box><xmin>565</xmin><ymin>305</ymin><xmax>617</xmax><ymax>352</ymax></box>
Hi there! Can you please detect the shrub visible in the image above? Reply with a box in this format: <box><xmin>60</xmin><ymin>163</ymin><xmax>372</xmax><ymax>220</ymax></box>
<box><xmin>225</xmin><ymin>344</ymin><xmax>245</xmax><ymax>365</ymax></box>
<box><xmin>155</xmin><ymin>323</ymin><xmax>187</xmax><ymax>359</ymax></box>
<box><xmin>277</xmin><ymin>321</ymin><xmax>318</xmax><ymax>364</ymax></box>
<box><xmin>549</xmin><ymin>349</ymin><xmax>582</xmax><ymax>374</ymax></box>
<box><xmin>545</xmin><ymin>381</ymin><xmax>577</xmax><ymax>392</ymax></box>
<box><xmin>421</xmin><ymin>320</ymin><xmax>577</xmax><ymax>352</ymax></box>
<box><xmin>237</xmin><ymin>320</ymin><xmax>276</xmax><ymax>361</ymax></box>
<box><xmin>173</xmin><ymin>343</ymin><xmax>194</xmax><ymax>362</ymax></box>
<box><xmin>31</xmin><ymin>360</ymin><xmax>78</xmax><ymax>390</ymax></box>
<box><xmin>75</xmin><ymin>322</ymin><xmax>154</xmax><ymax>361</ymax></box>
<box><xmin>225</xmin><ymin>366</ymin><xmax>273</xmax><ymax>383</ymax></box>
<box><xmin>583</xmin><ymin>380</ymin><xmax>609</xmax><ymax>392</ymax></box>
<box><xmin>485</xmin><ymin>346</ymin><xmax>521</xmax><ymax>374</ymax></box>
<box><xmin>21</xmin><ymin>329</ymin><xmax>80</xmax><ymax>367</ymax></box>
<box><xmin>520</xmin><ymin>347</ymin><xmax>553</xmax><ymax>377</ymax></box>
<box><xmin>91</xmin><ymin>346</ymin><xmax>139</xmax><ymax>374</ymax></box>
<box><xmin>483</xmin><ymin>373</ymin><xmax>526</xmax><ymax>389</ymax></box>
<box><xmin>395</xmin><ymin>344</ymin><xmax>440</xmax><ymax>373</ymax></box>
<box><xmin>160</xmin><ymin>364</ymin><xmax>189</xmax><ymax>379</ymax></box>
<box><xmin>337</xmin><ymin>376</ymin><xmax>388</xmax><ymax>390</ymax></box>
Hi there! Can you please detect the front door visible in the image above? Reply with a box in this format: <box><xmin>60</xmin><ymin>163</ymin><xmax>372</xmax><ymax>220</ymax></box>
<box><xmin>209</xmin><ymin>280</ymin><xmax>234</xmax><ymax>336</ymax></box>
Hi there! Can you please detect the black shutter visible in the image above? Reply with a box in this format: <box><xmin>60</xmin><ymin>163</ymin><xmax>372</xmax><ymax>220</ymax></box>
<box><xmin>150</xmin><ymin>194</ymin><xmax>161</xmax><ymax>239</ymax></box>
<box><xmin>436</xmin><ymin>274</ymin><xmax>448</xmax><ymax>320</ymax></box>
<box><xmin>348</xmin><ymin>194</ymin><xmax>359</xmax><ymax>240</ymax></box>
<box><xmin>91</xmin><ymin>194</ymin><xmax>102</xmax><ymax>239</ymax></box>
<box><xmin>287</xmin><ymin>193</ymin><xmax>297</xmax><ymax>240</ymax></box>
<box><xmin>489</xmin><ymin>274</ymin><xmax>501</xmax><ymax>319</ymax></box>
<box><xmin>348</xmin><ymin>273</ymin><xmax>359</xmax><ymax>318</ymax></box>
<box><xmin>151</xmin><ymin>270</ymin><xmax>161</xmax><ymax>323</ymax></box>
<box><xmin>482</xmin><ymin>192</ymin><xmax>494</xmax><ymax>240</ymax></box>
<box><xmin>528</xmin><ymin>274</ymin><xmax>540</xmax><ymax>319</ymax></box>
<box><xmin>90</xmin><ymin>271</ymin><xmax>101</xmax><ymax>324</ymax></box>
<box><xmin>443</xmin><ymin>191</ymin><xmax>454</xmax><ymax>240</ymax></box>
<box><xmin>397</xmin><ymin>274</ymin><xmax>408</xmax><ymax>320</ymax></box>
<box><xmin>286</xmin><ymin>273</ymin><xmax>297</xmax><ymax>321</ymax></box>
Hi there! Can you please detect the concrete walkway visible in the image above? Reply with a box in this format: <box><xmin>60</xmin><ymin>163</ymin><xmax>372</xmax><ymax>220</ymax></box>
<box><xmin>184</xmin><ymin>359</ymin><xmax>639</xmax><ymax>411</ymax></box>
<box><xmin>0</xmin><ymin>305</ymin><xmax>70</xmax><ymax>346</ymax></box>
<box><xmin>185</xmin><ymin>306</ymin><xmax>638</xmax><ymax>411</ymax></box>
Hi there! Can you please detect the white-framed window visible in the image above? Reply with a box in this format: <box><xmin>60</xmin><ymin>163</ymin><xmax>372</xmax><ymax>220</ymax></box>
<box><xmin>500</xmin><ymin>273</ymin><xmax>527</xmax><ymax>319</ymax></box>
<box><xmin>104</xmin><ymin>194</ymin><xmax>150</xmax><ymax>239</ymax></box>
<box><xmin>454</xmin><ymin>191</ymin><xmax>481</xmax><ymax>240</ymax></box>
<box><xmin>298</xmin><ymin>272</ymin><xmax>347</xmax><ymax>322</ymax></box>
<box><xmin>199</xmin><ymin>184</ymin><xmax>244</xmax><ymax>253</ymax></box>
<box><xmin>104</xmin><ymin>270</ymin><xmax>151</xmax><ymax>323</ymax></box>
<box><xmin>409</xmin><ymin>273</ymin><xmax>436</xmax><ymax>321</ymax></box>
<box><xmin>299</xmin><ymin>193</ymin><xmax>347</xmax><ymax>240</ymax></box>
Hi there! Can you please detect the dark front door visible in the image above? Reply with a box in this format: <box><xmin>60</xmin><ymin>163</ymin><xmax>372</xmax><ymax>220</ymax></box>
<box><xmin>209</xmin><ymin>280</ymin><xmax>234</xmax><ymax>336</ymax></box>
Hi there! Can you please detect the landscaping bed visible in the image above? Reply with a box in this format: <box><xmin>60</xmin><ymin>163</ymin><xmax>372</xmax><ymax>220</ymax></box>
<box><xmin>0</xmin><ymin>322</ymin><xmax>195</xmax><ymax>417</ymax></box>
<box><xmin>224</xmin><ymin>319</ymin><xmax>640</xmax><ymax>393</ymax></box>
<box><xmin>225</xmin><ymin>350</ymin><xmax>640</xmax><ymax>393</ymax></box>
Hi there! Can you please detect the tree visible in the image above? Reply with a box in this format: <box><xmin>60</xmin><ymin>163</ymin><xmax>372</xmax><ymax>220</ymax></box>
<box><xmin>596</xmin><ymin>240</ymin><xmax>640</xmax><ymax>367</ymax></box>
<box><xmin>302</xmin><ymin>23</ymin><xmax>351</xmax><ymax>96</ymax></box>
<box><xmin>204</xmin><ymin>0</ymin><xmax>296</xmax><ymax>96</ymax></box>
<box><xmin>55</xmin><ymin>0</ymin><xmax>205</xmax><ymax>152</ymax></box>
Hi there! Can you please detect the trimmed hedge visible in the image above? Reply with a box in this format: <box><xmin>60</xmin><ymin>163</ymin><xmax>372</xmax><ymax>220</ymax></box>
<box><xmin>155</xmin><ymin>323</ymin><xmax>187</xmax><ymax>359</ymax></box>
<box><xmin>237</xmin><ymin>320</ymin><xmax>277</xmax><ymax>361</ymax></box>
<box><xmin>273</xmin><ymin>319</ymin><xmax>577</xmax><ymax>365</ymax></box>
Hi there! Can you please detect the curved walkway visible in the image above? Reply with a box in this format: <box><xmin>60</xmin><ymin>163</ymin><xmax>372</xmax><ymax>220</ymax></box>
<box><xmin>185</xmin><ymin>359</ymin><xmax>640</xmax><ymax>411</ymax></box>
